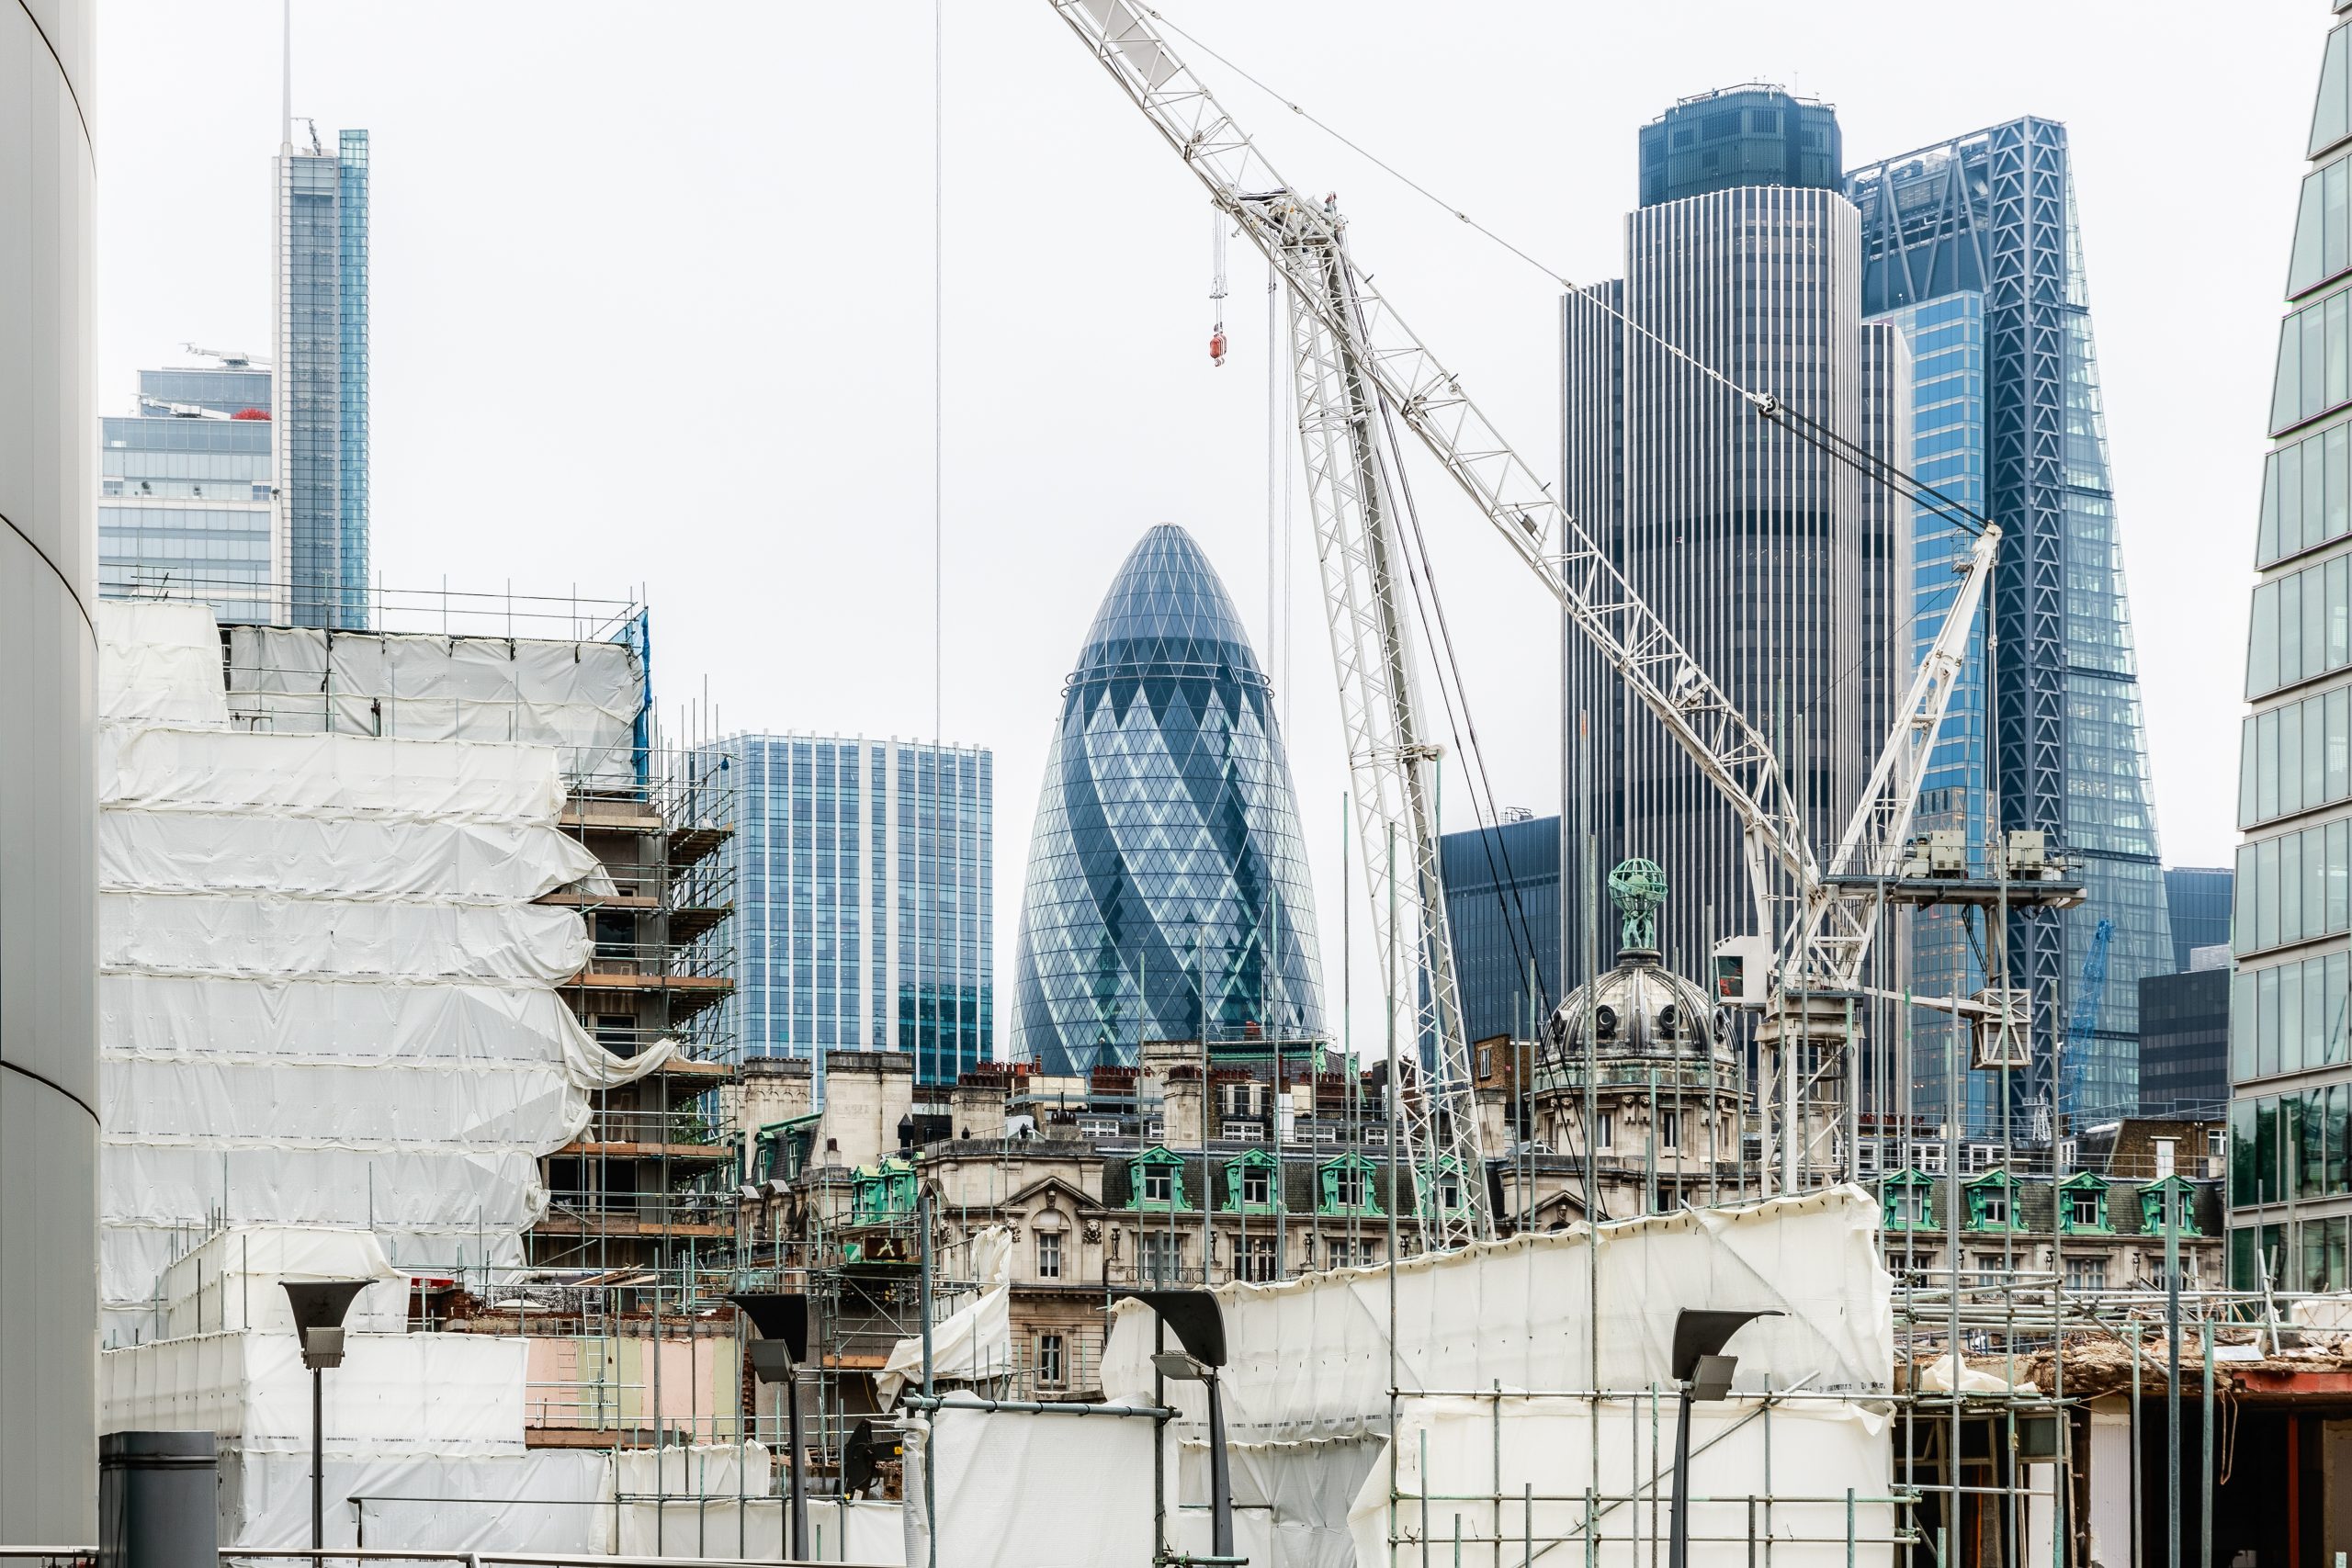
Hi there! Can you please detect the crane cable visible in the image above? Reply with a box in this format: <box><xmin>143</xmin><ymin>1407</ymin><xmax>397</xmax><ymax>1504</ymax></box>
<box><xmin>1156</xmin><ymin>1</ymin><xmax>1998</xmax><ymax>922</ymax></box>
<box><xmin>1143</xmin><ymin>3</ymin><xmax>2001</xmax><ymax>545</ymax></box>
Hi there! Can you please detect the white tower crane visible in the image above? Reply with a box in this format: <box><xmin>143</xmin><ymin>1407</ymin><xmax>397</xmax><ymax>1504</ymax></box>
<box><xmin>1053</xmin><ymin>0</ymin><xmax>2007</xmax><ymax>1206</ymax></box>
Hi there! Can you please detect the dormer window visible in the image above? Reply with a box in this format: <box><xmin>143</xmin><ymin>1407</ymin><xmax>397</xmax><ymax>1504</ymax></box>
<box><xmin>1143</xmin><ymin>1168</ymin><xmax>1171</xmax><ymax>1203</ymax></box>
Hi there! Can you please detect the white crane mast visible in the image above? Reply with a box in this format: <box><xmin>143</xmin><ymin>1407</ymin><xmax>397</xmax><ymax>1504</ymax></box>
<box><xmin>1054</xmin><ymin>0</ymin><xmax>2000</xmax><ymax>1201</ymax></box>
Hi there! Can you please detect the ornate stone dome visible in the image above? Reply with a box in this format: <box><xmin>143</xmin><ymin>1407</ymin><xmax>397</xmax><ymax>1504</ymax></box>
<box><xmin>1546</xmin><ymin>860</ymin><xmax>1726</xmax><ymax>1060</ymax></box>
<box><xmin>1550</xmin><ymin>951</ymin><xmax>1724</xmax><ymax>1059</ymax></box>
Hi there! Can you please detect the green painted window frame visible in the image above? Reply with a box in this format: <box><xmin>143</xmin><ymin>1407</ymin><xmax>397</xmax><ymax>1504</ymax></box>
<box><xmin>1962</xmin><ymin>1170</ymin><xmax>2027</xmax><ymax>1234</ymax></box>
<box><xmin>1223</xmin><ymin>1148</ymin><xmax>1281</xmax><ymax>1214</ymax></box>
<box><xmin>1131</xmin><ymin>1145</ymin><xmax>1192</xmax><ymax>1212</ymax></box>
<box><xmin>1881</xmin><ymin>1169</ymin><xmax>1937</xmax><ymax>1232</ymax></box>
<box><xmin>2057</xmin><ymin>1173</ymin><xmax>2112</xmax><ymax>1235</ymax></box>
<box><xmin>2138</xmin><ymin>1176</ymin><xmax>2202</xmax><ymax>1237</ymax></box>
<box><xmin>1317</xmin><ymin>1154</ymin><xmax>1383</xmax><ymax>1216</ymax></box>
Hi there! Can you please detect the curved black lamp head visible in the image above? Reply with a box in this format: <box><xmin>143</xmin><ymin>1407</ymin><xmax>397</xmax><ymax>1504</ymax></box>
<box><xmin>729</xmin><ymin>1291</ymin><xmax>810</xmax><ymax>1373</ymax></box>
<box><xmin>1669</xmin><ymin>1307</ymin><xmax>1780</xmax><ymax>1396</ymax></box>
<box><xmin>281</xmin><ymin>1279</ymin><xmax>370</xmax><ymax>1371</ymax></box>
<box><xmin>1114</xmin><ymin>1287</ymin><xmax>1227</xmax><ymax>1370</ymax></box>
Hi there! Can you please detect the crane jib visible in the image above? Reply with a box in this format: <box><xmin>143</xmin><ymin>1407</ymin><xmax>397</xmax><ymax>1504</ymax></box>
<box><xmin>1051</xmin><ymin>0</ymin><xmax>2002</xmax><ymax>1198</ymax></box>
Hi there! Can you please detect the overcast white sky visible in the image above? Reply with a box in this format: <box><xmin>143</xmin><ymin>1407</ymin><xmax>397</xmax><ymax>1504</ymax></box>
<box><xmin>96</xmin><ymin>1</ymin><xmax>2312</xmax><ymax>1053</ymax></box>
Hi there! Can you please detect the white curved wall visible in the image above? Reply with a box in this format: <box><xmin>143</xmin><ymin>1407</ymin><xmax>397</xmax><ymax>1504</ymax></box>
<box><xmin>0</xmin><ymin>0</ymin><xmax>96</xmax><ymax>1541</ymax></box>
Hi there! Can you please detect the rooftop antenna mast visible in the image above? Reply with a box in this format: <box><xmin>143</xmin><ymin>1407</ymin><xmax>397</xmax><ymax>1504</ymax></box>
<box><xmin>279</xmin><ymin>0</ymin><xmax>292</xmax><ymax>152</ymax></box>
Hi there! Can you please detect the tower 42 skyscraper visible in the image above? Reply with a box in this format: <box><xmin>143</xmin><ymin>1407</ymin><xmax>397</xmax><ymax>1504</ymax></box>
<box><xmin>1564</xmin><ymin>85</ymin><xmax>1911</xmax><ymax>1000</ymax></box>
<box><xmin>1012</xmin><ymin>525</ymin><xmax>1324</xmax><ymax>1075</ymax></box>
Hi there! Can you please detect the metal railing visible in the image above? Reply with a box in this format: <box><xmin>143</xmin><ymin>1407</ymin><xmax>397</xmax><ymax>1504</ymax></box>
<box><xmin>570</xmin><ymin>1108</ymin><xmax>732</xmax><ymax>1149</ymax></box>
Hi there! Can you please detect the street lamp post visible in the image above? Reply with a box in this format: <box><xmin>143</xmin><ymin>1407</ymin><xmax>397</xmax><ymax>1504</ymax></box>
<box><xmin>1116</xmin><ymin>1287</ymin><xmax>1234</xmax><ymax>1561</ymax></box>
<box><xmin>280</xmin><ymin>1279</ymin><xmax>370</xmax><ymax>1553</ymax></box>
<box><xmin>729</xmin><ymin>1291</ymin><xmax>812</xmax><ymax>1560</ymax></box>
<box><xmin>1667</xmin><ymin>1308</ymin><xmax>1781</xmax><ymax>1568</ymax></box>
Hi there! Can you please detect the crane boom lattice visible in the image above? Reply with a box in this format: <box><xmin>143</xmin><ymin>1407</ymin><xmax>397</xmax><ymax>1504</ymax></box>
<box><xmin>1054</xmin><ymin>0</ymin><xmax>2004</xmax><ymax>1201</ymax></box>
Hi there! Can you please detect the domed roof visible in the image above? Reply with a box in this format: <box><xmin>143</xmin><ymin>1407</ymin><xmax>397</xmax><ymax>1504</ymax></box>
<box><xmin>1071</xmin><ymin>524</ymin><xmax>1263</xmax><ymax>686</ymax></box>
<box><xmin>1550</xmin><ymin>951</ymin><xmax>1723</xmax><ymax>1059</ymax></box>
<box><xmin>1546</xmin><ymin>858</ymin><xmax>1724</xmax><ymax>1060</ymax></box>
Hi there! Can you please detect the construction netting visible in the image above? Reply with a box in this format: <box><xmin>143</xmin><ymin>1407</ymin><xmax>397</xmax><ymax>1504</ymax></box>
<box><xmin>96</xmin><ymin>602</ymin><xmax>666</xmax><ymax>1340</ymax></box>
<box><xmin>224</xmin><ymin>623</ymin><xmax>646</xmax><ymax>786</ymax></box>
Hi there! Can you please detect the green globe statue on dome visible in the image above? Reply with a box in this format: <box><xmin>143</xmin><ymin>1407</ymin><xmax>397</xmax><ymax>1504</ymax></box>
<box><xmin>1606</xmin><ymin>857</ymin><xmax>1668</xmax><ymax>953</ymax></box>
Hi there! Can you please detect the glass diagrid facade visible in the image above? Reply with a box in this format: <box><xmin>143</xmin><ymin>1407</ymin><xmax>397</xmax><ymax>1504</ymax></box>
<box><xmin>276</xmin><ymin>129</ymin><xmax>369</xmax><ymax>628</ymax></box>
<box><xmin>1012</xmin><ymin>525</ymin><xmax>1324</xmax><ymax>1074</ymax></box>
<box><xmin>716</xmin><ymin>735</ymin><xmax>991</xmax><ymax>1087</ymax></box>
<box><xmin>1849</xmin><ymin>119</ymin><xmax>2174</xmax><ymax>1132</ymax></box>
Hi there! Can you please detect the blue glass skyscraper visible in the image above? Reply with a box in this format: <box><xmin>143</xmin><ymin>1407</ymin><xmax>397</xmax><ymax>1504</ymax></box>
<box><xmin>1012</xmin><ymin>525</ymin><xmax>1324</xmax><ymax>1075</ymax></box>
<box><xmin>716</xmin><ymin>735</ymin><xmax>992</xmax><ymax>1087</ymax></box>
<box><xmin>276</xmin><ymin>125</ymin><xmax>368</xmax><ymax>628</ymax></box>
<box><xmin>1849</xmin><ymin>122</ymin><xmax>2174</xmax><ymax>1132</ymax></box>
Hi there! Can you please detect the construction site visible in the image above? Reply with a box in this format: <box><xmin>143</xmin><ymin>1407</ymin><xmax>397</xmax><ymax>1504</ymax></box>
<box><xmin>12</xmin><ymin>2</ymin><xmax>2330</xmax><ymax>1566</ymax></box>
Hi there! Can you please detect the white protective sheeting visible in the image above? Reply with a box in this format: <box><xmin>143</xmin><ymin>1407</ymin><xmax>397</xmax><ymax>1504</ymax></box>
<box><xmin>227</xmin><ymin>1450</ymin><xmax>610</xmax><ymax>1551</ymax></box>
<box><xmin>225</xmin><ymin>625</ymin><xmax>646</xmax><ymax>786</ymax></box>
<box><xmin>1175</xmin><ymin>1438</ymin><xmax>1382</xmax><ymax>1568</ymax></box>
<box><xmin>1094</xmin><ymin>1190</ymin><xmax>1893</xmax><ymax>1568</ymax></box>
<box><xmin>1104</xmin><ymin>1188</ymin><xmax>1893</xmax><ymax>1439</ymax></box>
<box><xmin>877</xmin><ymin>1225</ymin><xmax>1012</xmax><ymax>1406</ymax></box>
<box><xmin>96</xmin><ymin>613</ymin><xmax>662</xmax><ymax>1337</ymax></box>
<box><xmin>103</xmin><ymin>1330</ymin><xmax>526</xmax><ymax>1453</ymax></box>
<box><xmin>98</xmin><ymin>602</ymin><xmax>229</xmax><ymax>725</ymax></box>
<box><xmin>102</xmin><ymin>892</ymin><xmax>589</xmax><ymax>983</ymax></box>
<box><xmin>1345</xmin><ymin>1397</ymin><xmax>1892</xmax><ymax>1568</ymax></box>
<box><xmin>101</xmin><ymin>809</ymin><xmax>605</xmax><ymax>903</ymax></box>
<box><xmin>905</xmin><ymin>1406</ymin><xmax>1161</xmax><ymax>1568</ymax></box>
<box><xmin>613</xmin><ymin>1497</ymin><xmax>905</xmax><ymax>1563</ymax></box>
<box><xmin>100</xmin><ymin>724</ymin><xmax>569</xmax><ymax>820</ymax></box>
<box><xmin>157</xmin><ymin>1225</ymin><xmax>409</xmax><ymax>1337</ymax></box>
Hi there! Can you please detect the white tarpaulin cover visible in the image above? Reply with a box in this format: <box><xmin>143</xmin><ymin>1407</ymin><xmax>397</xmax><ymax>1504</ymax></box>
<box><xmin>103</xmin><ymin>1330</ymin><xmax>527</xmax><ymax>1453</ymax></box>
<box><xmin>225</xmin><ymin>624</ymin><xmax>646</xmax><ymax>786</ymax></box>
<box><xmin>1095</xmin><ymin>1189</ymin><xmax>1894</xmax><ymax>1568</ymax></box>
<box><xmin>99</xmin><ymin>601</ymin><xmax>229</xmax><ymax>725</ymax></box>
<box><xmin>255</xmin><ymin>1450</ymin><xmax>611</xmax><ymax>1552</ymax></box>
<box><xmin>612</xmin><ymin>1497</ymin><xmax>905</xmax><ymax>1562</ymax></box>
<box><xmin>1344</xmin><ymin>1397</ymin><xmax>1892</xmax><ymax>1568</ymax></box>
<box><xmin>877</xmin><ymin>1225</ymin><xmax>1012</xmax><ymax>1406</ymax></box>
<box><xmin>157</xmin><ymin>1225</ymin><xmax>409</xmax><ymax>1337</ymax></box>
<box><xmin>905</xmin><ymin>1406</ymin><xmax>1160</xmax><ymax>1568</ymax></box>
<box><xmin>95</xmin><ymin>603</ymin><xmax>661</xmax><ymax>1338</ymax></box>
<box><xmin>1103</xmin><ymin>1187</ymin><xmax>1892</xmax><ymax>1438</ymax></box>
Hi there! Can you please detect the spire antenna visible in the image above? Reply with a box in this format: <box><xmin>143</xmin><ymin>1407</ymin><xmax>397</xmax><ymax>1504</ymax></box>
<box><xmin>279</xmin><ymin>0</ymin><xmax>292</xmax><ymax>151</ymax></box>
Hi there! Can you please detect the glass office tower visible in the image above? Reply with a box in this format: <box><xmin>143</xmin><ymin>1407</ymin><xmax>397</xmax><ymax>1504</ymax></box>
<box><xmin>717</xmin><ymin>735</ymin><xmax>992</xmax><ymax>1087</ymax></box>
<box><xmin>2164</xmin><ymin>866</ymin><xmax>2234</xmax><ymax>973</ymax></box>
<box><xmin>99</xmin><ymin>360</ymin><xmax>277</xmax><ymax>624</ymax></box>
<box><xmin>1563</xmin><ymin>85</ymin><xmax>1911</xmax><ymax>1005</ymax></box>
<box><xmin>1849</xmin><ymin>119</ymin><xmax>2173</xmax><ymax>1132</ymax></box>
<box><xmin>1012</xmin><ymin>524</ymin><xmax>1325</xmax><ymax>1074</ymax></box>
<box><xmin>2230</xmin><ymin>0</ymin><xmax>2352</xmax><ymax>1292</ymax></box>
<box><xmin>276</xmin><ymin>127</ymin><xmax>369</xmax><ymax>628</ymax></box>
<box><xmin>1440</xmin><ymin>814</ymin><xmax>1560</xmax><ymax>1047</ymax></box>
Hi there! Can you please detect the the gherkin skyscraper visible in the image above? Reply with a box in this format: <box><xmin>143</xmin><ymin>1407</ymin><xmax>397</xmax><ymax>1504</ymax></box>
<box><xmin>1012</xmin><ymin>525</ymin><xmax>1325</xmax><ymax>1075</ymax></box>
